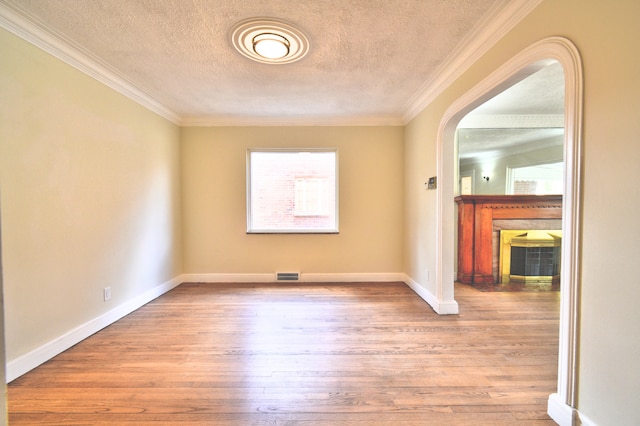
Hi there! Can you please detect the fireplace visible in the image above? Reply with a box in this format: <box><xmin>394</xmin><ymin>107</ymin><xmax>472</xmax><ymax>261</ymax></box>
<box><xmin>499</xmin><ymin>230</ymin><xmax>561</xmax><ymax>284</ymax></box>
<box><xmin>455</xmin><ymin>195</ymin><xmax>562</xmax><ymax>286</ymax></box>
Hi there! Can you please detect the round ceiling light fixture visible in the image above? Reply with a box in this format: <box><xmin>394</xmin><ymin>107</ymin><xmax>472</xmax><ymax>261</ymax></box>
<box><xmin>230</xmin><ymin>18</ymin><xmax>309</xmax><ymax>64</ymax></box>
<box><xmin>252</xmin><ymin>33</ymin><xmax>290</xmax><ymax>59</ymax></box>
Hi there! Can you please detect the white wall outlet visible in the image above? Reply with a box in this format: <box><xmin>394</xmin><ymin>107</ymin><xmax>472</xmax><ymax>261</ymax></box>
<box><xmin>103</xmin><ymin>286</ymin><xmax>111</xmax><ymax>301</ymax></box>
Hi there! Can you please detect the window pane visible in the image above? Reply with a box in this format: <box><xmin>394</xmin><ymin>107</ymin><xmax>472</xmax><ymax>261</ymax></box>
<box><xmin>295</xmin><ymin>178</ymin><xmax>329</xmax><ymax>215</ymax></box>
<box><xmin>247</xmin><ymin>150</ymin><xmax>338</xmax><ymax>233</ymax></box>
<box><xmin>510</xmin><ymin>162</ymin><xmax>563</xmax><ymax>195</ymax></box>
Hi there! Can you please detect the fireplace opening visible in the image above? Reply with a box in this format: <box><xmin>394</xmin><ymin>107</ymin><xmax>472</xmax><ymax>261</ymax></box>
<box><xmin>500</xmin><ymin>230</ymin><xmax>561</xmax><ymax>284</ymax></box>
<box><xmin>511</xmin><ymin>245</ymin><xmax>560</xmax><ymax>278</ymax></box>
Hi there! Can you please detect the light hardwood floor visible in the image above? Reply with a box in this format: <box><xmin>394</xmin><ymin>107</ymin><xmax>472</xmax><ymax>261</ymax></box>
<box><xmin>9</xmin><ymin>282</ymin><xmax>560</xmax><ymax>425</ymax></box>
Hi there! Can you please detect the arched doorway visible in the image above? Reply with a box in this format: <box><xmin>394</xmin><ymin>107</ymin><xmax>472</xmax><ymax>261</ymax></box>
<box><xmin>434</xmin><ymin>37</ymin><xmax>583</xmax><ymax>419</ymax></box>
<box><xmin>456</xmin><ymin>59</ymin><xmax>565</xmax><ymax>288</ymax></box>
<box><xmin>457</xmin><ymin>61</ymin><xmax>565</xmax><ymax>199</ymax></box>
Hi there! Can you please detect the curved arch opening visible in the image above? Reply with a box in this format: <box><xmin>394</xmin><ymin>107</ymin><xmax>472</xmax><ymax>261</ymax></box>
<box><xmin>435</xmin><ymin>37</ymin><xmax>583</xmax><ymax>418</ymax></box>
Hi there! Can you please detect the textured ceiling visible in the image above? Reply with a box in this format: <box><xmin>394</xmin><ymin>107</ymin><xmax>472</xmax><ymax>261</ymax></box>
<box><xmin>3</xmin><ymin>0</ymin><xmax>509</xmax><ymax>124</ymax></box>
<box><xmin>466</xmin><ymin>61</ymin><xmax>565</xmax><ymax>117</ymax></box>
<box><xmin>2</xmin><ymin>0</ymin><xmax>563</xmax><ymax>159</ymax></box>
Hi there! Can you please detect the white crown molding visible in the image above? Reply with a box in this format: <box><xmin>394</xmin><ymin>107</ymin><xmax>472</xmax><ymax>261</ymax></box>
<box><xmin>401</xmin><ymin>0</ymin><xmax>544</xmax><ymax>123</ymax></box>
<box><xmin>2</xmin><ymin>0</ymin><xmax>542</xmax><ymax>128</ymax></box>
<box><xmin>180</xmin><ymin>115</ymin><xmax>405</xmax><ymax>127</ymax></box>
<box><xmin>459</xmin><ymin>138</ymin><xmax>563</xmax><ymax>164</ymax></box>
<box><xmin>0</xmin><ymin>1</ymin><xmax>181</xmax><ymax>125</ymax></box>
<box><xmin>458</xmin><ymin>113</ymin><xmax>565</xmax><ymax>129</ymax></box>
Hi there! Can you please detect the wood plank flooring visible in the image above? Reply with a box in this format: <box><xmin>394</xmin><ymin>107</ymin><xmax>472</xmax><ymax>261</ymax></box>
<box><xmin>8</xmin><ymin>282</ymin><xmax>560</xmax><ymax>425</ymax></box>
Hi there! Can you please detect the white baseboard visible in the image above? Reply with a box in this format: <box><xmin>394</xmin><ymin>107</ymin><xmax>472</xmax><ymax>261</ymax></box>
<box><xmin>578</xmin><ymin>411</ymin><xmax>597</xmax><ymax>426</ymax></box>
<box><xmin>180</xmin><ymin>272</ymin><xmax>405</xmax><ymax>283</ymax></box>
<box><xmin>295</xmin><ymin>272</ymin><xmax>405</xmax><ymax>282</ymax></box>
<box><xmin>7</xmin><ymin>272</ymin><xmax>443</xmax><ymax>383</ymax></box>
<box><xmin>547</xmin><ymin>393</ymin><xmax>575</xmax><ymax>426</ymax></box>
<box><xmin>548</xmin><ymin>393</ymin><xmax>599</xmax><ymax>426</ymax></box>
<box><xmin>6</xmin><ymin>276</ymin><xmax>182</xmax><ymax>383</ymax></box>
<box><xmin>9</xmin><ymin>273</ymin><xmax>601</xmax><ymax>426</ymax></box>
<box><xmin>180</xmin><ymin>273</ymin><xmax>276</xmax><ymax>283</ymax></box>
<box><xmin>404</xmin><ymin>274</ymin><xmax>459</xmax><ymax>314</ymax></box>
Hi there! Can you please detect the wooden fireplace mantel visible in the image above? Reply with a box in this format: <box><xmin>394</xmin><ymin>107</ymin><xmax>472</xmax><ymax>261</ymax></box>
<box><xmin>455</xmin><ymin>195</ymin><xmax>562</xmax><ymax>284</ymax></box>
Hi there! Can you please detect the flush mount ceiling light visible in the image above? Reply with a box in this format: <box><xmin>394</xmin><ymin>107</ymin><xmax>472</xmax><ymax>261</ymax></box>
<box><xmin>253</xmin><ymin>33</ymin><xmax>290</xmax><ymax>59</ymax></box>
<box><xmin>230</xmin><ymin>18</ymin><xmax>309</xmax><ymax>64</ymax></box>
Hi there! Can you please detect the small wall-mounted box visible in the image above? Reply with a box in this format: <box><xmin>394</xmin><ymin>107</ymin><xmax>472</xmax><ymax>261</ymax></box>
<box><xmin>426</xmin><ymin>176</ymin><xmax>437</xmax><ymax>190</ymax></box>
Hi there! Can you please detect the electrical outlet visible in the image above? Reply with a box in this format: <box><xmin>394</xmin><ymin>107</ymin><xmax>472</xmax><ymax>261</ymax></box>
<box><xmin>103</xmin><ymin>287</ymin><xmax>111</xmax><ymax>301</ymax></box>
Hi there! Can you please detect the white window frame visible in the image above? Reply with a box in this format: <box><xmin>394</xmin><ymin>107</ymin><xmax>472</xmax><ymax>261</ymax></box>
<box><xmin>246</xmin><ymin>148</ymin><xmax>339</xmax><ymax>234</ymax></box>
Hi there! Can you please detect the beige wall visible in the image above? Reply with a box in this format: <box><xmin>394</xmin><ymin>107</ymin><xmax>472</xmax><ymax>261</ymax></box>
<box><xmin>404</xmin><ymin>113</ymin><xmax>441</xmax><ymax>294</ymax></box>
<box><xmin>2</xmin><ymin>0</ymin><xmax>640</xmax><ymax>424</ymax></box>
<box><xmin>404</xmin><ymin>0</ymin><xmax>640</xmax><ymax>424</ymax></box>
<box><xmin>181</xmin><ymin>126</ymin><xmax>404</xmax><ymax>276</ymax></box>
<box><xmin>0</xmin><ymin>211</ymin><xmax>6</xmax><ymax>424</ymax></box>
<box><xmin>0</xmin><ymin>29</ymin><xmax>183</xmax><ymax>362</ymax></box>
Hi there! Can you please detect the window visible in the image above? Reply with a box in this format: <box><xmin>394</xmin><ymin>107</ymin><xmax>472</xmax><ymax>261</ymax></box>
<box><xmin>247</xmin><ymin>149</ymin><xmax>338</xmax><ymax>233</ymax></box>
<box><xmin>507</xmin><ymin>162</ymin><xmax>564</xmax><ymax>195</ymax></box>
<box><xmin>295</xmin><ymin>178</ymin><xmax>329</xmax><ymax>216</ymax></box>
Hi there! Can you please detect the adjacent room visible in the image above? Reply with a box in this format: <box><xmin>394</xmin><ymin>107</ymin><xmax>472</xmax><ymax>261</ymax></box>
<box><xmin>2</xmin><ymin>1</ymin><xmax>639</xmax><ymax>425</ymax></box>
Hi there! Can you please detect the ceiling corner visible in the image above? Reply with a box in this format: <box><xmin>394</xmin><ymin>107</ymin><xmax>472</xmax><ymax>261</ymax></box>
<box><xmin>401</xmin><ymin>0</ymin><xmax>545</xmax><ymax>124</ymax></box>
<box><xmin>0</xmin><ymin>1</ymin><xmax>181</xmax><ymax>125</ymax></box>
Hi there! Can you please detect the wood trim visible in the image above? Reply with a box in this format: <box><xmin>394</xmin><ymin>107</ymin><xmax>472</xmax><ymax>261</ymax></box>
<box><xmin>455</xmin><ymin>195</ymin><xmax>562</xmax><ymax>285</ymax></box>
<box><xmin>455</xmin><ymin>194</ymin><xmax>562</xmax><ymax>204</ymax></box>
<box><xmin>474</xmin><ymin>204</ymin><xmax>495</xmax><ymax>283</ymax></box>
<box><xmin>492</xmin><ymin>207</ymin><xmax>562</xmax><ymax>219</ymax></box>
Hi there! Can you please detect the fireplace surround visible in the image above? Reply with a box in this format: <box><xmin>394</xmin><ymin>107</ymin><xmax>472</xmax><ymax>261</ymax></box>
<box><xmin>455</xmin><ymin>195</ymin><xmax>562</xmax><ymax>285</ymax></box>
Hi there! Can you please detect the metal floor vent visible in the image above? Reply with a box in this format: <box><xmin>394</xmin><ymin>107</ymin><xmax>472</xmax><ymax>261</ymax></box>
<box><xmin>276</xmin><ymin>272</ymin><xmax>300</xmax><ymax>281</ymax></box>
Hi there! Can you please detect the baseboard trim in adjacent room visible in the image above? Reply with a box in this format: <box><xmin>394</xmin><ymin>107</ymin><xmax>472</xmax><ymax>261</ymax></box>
<box><xmin>6</xmin><ymin>276</ymin><xmax>182</xmax><ymax>383</ymax></box>
<box><xmin>403</xmin><ymin>274</ymin><xmax>459</xmax><ymax>315</ymax></box>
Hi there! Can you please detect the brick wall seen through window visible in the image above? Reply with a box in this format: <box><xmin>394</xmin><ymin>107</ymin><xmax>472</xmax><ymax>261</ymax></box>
<box><xmin>247</xmin><ymin>150</ymin><xmax>338</xmax><ymax>233</ymax></box>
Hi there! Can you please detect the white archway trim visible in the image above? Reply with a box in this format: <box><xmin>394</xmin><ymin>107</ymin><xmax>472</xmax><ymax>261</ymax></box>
<box><xmin>435</xmin><ymin>36</ymin><xmax>583</xmax><ymax>425</ymax></box>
